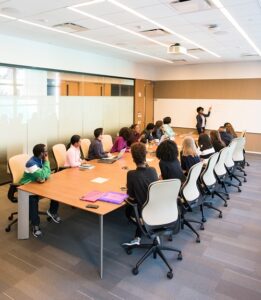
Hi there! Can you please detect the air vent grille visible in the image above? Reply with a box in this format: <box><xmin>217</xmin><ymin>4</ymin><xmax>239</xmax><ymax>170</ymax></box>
<box><xmin>53</xmin><ymin>22</ymin><xmax>88</xmax><ymax>33</ymax></box>
<box><xmin>169</xmin><ymin>0</ymin><xmax>213</xmax><ymax>13</ymax></box>
<box><xmin>140</xmin><ymin>28</ymin><xmax>170</xmax><ymax>37</ymax></box>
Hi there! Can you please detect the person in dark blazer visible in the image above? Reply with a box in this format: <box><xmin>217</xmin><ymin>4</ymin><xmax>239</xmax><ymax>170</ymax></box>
<box><xmin>196</xmin><ymin>106</ymin><xmax>212</xmax><ymax>134</ymax></box>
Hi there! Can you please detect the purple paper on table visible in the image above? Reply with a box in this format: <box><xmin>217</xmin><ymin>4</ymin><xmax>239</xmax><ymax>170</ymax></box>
<box><xmin>98</xmin><ymin>192</ymin><xmax>128</xmax><ymax>204</ymax></box>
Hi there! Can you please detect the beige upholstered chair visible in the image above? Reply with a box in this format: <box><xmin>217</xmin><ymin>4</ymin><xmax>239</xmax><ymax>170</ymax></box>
<box><xmin>81</xmin><ymin>138</ymin><xmax>91</xmax><ymax>158</ymax></box>
<box><xmin>52</xmin><ymin>144</ymin><xmax>67</xmax><ymax>171</ymax></box>
<box><xmin>102</xmin><ymin>134</ymin><xmax>113</xmax><ymax>152</ymax></box>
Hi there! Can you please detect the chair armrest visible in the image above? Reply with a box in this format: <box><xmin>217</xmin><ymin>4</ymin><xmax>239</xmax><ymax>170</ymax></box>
<box><xmin>8</xmin><ymin>183</ymin><xmax>19</xmax><ymax>203</ymax></box>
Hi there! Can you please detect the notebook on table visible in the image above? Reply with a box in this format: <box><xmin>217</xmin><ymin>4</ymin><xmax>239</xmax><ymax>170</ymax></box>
<box><xmin>98</xmin><ymin>148</ymin><xmax>126</xmax><ymax>164</ymax></box>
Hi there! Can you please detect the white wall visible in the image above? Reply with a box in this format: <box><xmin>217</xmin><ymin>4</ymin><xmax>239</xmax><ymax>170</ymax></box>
<box><xmin>154</xmin><ymin>61</ymin><xmax>261</xmax><ymax>80</ymax></box>
<box><xmin>0</xmin><ymin>34</ymin><xmax>156</xmax><ymax>80</ymax></box>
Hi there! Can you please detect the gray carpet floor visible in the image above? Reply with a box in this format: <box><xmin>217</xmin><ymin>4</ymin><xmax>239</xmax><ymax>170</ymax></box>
<box><xmin>0</xmin><ymin>154</ymin><xmax>260</xmax><ymax>300</ymax></box>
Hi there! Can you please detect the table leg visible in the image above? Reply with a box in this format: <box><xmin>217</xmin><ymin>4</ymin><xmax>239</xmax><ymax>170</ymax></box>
<box><xmin>99</xmin><ymin>215</ymin><xmax>103</xmax><ymax>279</ymax></box>
<box><xmin>18</xmin><ymin>190</ymin><xmax>30</xmax><ymax>239</ymax></box>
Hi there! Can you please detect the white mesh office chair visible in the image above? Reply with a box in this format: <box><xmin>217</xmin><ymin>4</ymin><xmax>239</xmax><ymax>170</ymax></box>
<box><xmin>124</xmin><ymin>179</ymin><xmax>182</xmax><ymax>279</ymax></box>
<box><xmin>80</xmin><ymin>138</ymin><xmax>91</xmax><ymax>158</ymax></box>
<box><xmin>200</xmin><ymin>153</ymin><xmax>223</xmax><ymax>217</ymax></box>
<box><xmin>214</xmin><ymin>147</ymin><xmax>230</xmax><ymax>202</ymax></box>
<box><xmin>180</xmin><ymin>161</ymin><xmax>204</xmax><ymax>243</ymax></box>
<box><xmin>233</xmin><ymin>137</ymin><xmax>248</xmax><ymax>174</ymax></box>
<box><xmin>225</xmin><ymin>139</ymin><xmax>245</xmax><ymax>189</ymax></box>
<box><xmin>102</xmin><ymin>134</ymin><xmax>113</xmax><ymax>152</ymax></box>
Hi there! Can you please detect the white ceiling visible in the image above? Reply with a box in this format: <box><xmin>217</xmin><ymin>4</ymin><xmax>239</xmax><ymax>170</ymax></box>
<box><xmin>0</xmin><ymin>0</ymin><xmax>261</xmax><ymax>66</ymax></box>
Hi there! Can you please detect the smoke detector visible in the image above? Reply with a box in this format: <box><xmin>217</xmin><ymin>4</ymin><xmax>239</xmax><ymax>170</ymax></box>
<box><xmin>168</xmin><ymin>43</ymin><xmax>187</xmax><ymax>55</ymax></box>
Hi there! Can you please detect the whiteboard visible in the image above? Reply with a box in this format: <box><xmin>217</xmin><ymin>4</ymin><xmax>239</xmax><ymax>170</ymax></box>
<box><xmin>154</xmin><ymin>98</ymin><xmax>261</xmax><ymax>134</ymax></box>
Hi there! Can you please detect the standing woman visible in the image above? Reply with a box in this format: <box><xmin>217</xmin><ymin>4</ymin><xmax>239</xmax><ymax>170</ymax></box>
<box><xmin>111</xmin><ymin>127</ymin><xmax>131</xmax><ymax>153</ymax></box>
<box><xmin>64</xmin><ymin>135</ymin><xmax>84</xmax><ymax>167</ymax></box>
<box><xmin>180</xmin><ymin>136</ymin><xmax>200</xmax><ymax>175</ymax></box>
<box><xmin>210</xmin><ymin>130</ymin><xmax>225</xmax><ymax>152</ymax></box>
<box><xmin>196</xmin><ymin>106</ymin><xmax>212</xmax><ymax>134</ymax></box>
<box><xmin>156</xmin><ymin>140</ymin><xmax>186</xmax><ymax>183</ymax></box>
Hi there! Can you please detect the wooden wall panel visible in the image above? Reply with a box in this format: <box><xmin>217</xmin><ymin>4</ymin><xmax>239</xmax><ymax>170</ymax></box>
<box><xmin>134</xmin><ymin>79</ymin><xmax>145</xmax><ymax>129</ymax></box>
<box><xmin>145</xmin><ymin>82</ymin><xmax>154</xmax><ymax>125</ymax></box>
<box><xmin>154</xmin><ymin>79</ymin><xmax>261</xmax><ymax>99</ymax></box>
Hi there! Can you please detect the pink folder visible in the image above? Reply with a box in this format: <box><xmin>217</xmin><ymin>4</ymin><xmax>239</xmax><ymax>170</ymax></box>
<box><xmin>80</xmin><ymin>191</ymin><xmax>104</xmax><ymax>202</ymax></box>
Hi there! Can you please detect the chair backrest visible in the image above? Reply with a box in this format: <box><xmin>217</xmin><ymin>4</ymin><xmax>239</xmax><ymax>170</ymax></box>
<box><xmin>181</xmin><ymin>161</ymin><xmax>203</xmax><ymax>203</ymax></box>
<box><xmin>232</xmin><ymin>137</ymin><xmax>245</xmax><ymax>162</ymax></box>
<box><xmin>225</xmin><ymin>139</ymin><xmax>237</xmax><ymax>168</ymax></box>
<box><xmin>142</xmin><ymin>179</ymin><xmax>181</xmax><ymax>227</ymax></box>
<box><xmin>52</xmin><ymin>144</ymin><xmax>66</xmax><ymax>171</ymax></box>
<box><xmin>102</xmin><ymin>134</ymin><xmax>113</xmax><ymax>152</ymax></box>
<box><xmin>81</xmin><ymin>138</ymin><xmax>91</xmax><ymax>158</ymax></box>
<box><xmin>201</xmin><ymin>152</ymin><xmax>219</xmax><ymax>187</ymax></box>
<box><xmin>8</xmin><ymin>154</ymin><xmax>30</xmax><ymax>184</ymax></box>
<box><xmin>214</xmin><ymin>146</ymin><xmax>229</xmax><ymax>177</ymax></box>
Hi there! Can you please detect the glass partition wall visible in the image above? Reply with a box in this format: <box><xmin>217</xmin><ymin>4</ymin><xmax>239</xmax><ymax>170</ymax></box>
<box><xmin>0</xmin><ymin>65</ymin><xmax>134</xmax><ymax>183</ymax></box>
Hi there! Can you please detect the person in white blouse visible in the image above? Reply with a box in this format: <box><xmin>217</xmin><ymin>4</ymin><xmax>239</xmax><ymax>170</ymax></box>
<box><xmin>64</xmin><ymin>135</ymin><xmax>85</xmax><ymax>167</ymax></box>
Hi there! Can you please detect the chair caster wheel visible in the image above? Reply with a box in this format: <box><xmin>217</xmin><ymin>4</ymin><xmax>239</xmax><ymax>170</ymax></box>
<box><xmin>177</xmin><ymin>253</ymin><xmax>183</xmax><ymax>260</ymax></box>
<box><xmin>132</xmin><ymin>267</ymin><xmax>139</xmax><ymax>275</ymax></box>
<box><xmin>244</xmin><ymin>179</ymin><xmax>247</xmax><ymax>183</ymax></box>
<box><xmin>5</xmin><ymin>227</ymin><xmax>11</xmax><ymax>232</ymax></box>
<box><xmin>47</xmin><ymin>217</ymin><xmax>52</xmax><ymax>222</ymax></box>
<box><xmin>200</xmin><ymin>224</ymin><xmax>204</xmax><ymax>230</ymax></box>
<box><xmin>224</xmin><ymin>203</ymin><xmax>228</xmax><ymax>207</ymax></box>
<box><xmin>126</xmin><ymin>248</ymin><xmax>132</xmax><ymax>255</ymax></box>
<box><xmin>168</xmin><ymin>235</ymin><xmax>173</xmax><ymax>242</ymax></box>
<box><xmin>239</xmin><ymin>182</ymin><xmax>242</xmax><ymax>186</ymax></box>
<box><xmin>196</xmin><ymin>237</ymin><xmax>200</xmax><ymax>243</ymax></box>
<box><xmin>8</xmin><ymin>216</ymin><xmax>13</xmax><ymax>221</ymax></box>
<box><xmin>219</xmin><ymin>213</ymin><xmax>223</xmax><ymax>218</ymax></box>
<box><xmin>167</xmin><ymin>271</ymin><xmax>173</xmax><ymax>279</ymax></box>
<box><xmin>202</xmin><ymin>217</ymin><xmax>206</xmax><ymax>223</ymax></box>
<box><xmin>238</xmin><ymin>189</ymin><xmax>241</xmax><ymax>192</ymax></box>
<box><xmin>227</xmin><ymin>196</ymin><xmax>230</xmax><ymax>200</ymax></box>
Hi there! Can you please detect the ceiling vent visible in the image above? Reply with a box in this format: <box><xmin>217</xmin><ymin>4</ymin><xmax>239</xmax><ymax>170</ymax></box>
<box><xmin>171</xmin><ymin>59</ymin><xmax>187</xmax><ymax>64</ymax></box>
<box><xmin>188</xmin><ymin>47</ymin><xmax>204</xmax><ymax>53</ymax></box>
<box><xmin>241</xmin><ymin>53</ymin><xmax>259</xmax><ymax>58</ymax></box>
<box><xmin>168</xmin><ymin>43</ymin><xmax>187</xmax><ymax>55</ymax></box>
<box><xmin>52</xmin><ymin>22</ymin><xmax>88</xmax><ymax>33</ymax></box>
<box><xmin>140</xmin><ymin>28</ymin><xmax>170</xmax><ymax>37</ymax></box>
<box><xmin>169</xmin><ymin>0</ymin><xmax>213</xmax><ymax>13</ymax></box>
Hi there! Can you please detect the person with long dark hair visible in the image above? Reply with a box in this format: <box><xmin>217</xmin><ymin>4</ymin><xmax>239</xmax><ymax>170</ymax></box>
<box><xmin>210</xmin><ymin>130</ymin><xmax>225</xmax><ymax>152</ymax></box>
<box><xmin>198</xmin><ymin>133</ymin><xmax>215</xmax><ymax>160</ymax></box>
<box><xmin>156</xmin><ymin>140</ymin><xmax>186</xmax><ymax>183</ymax></box>
<box><xmin>111</xmin><ymin>127</ymin><xmax>132</xmax><ymax>152</ymax></box>
<box><xmin>64</xmin><ymin>135</ymin><xmax>84</xmax><ymax>167</ymax></box>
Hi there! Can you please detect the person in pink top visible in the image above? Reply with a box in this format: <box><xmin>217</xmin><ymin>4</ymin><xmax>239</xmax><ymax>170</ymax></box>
<box><xmin>64</xmin><ymin>135</ymin><xmax>85</xmax><ymax>167</ymax></box>
<box><xmin>111</xmin><ymin>127</ymin><xmax>132</xmax><ymax>153</ymax></box>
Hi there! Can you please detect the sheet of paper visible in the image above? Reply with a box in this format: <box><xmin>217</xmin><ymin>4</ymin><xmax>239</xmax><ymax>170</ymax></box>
<box><xmin>91</xmin><ymin>177</ymin><xmax>109</xmax><ymax>184</ymax></box>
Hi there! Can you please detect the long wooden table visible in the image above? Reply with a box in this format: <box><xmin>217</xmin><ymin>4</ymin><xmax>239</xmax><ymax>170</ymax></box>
<box><xmin>17</xmin><ymin>152</ymin><xmax>159</xmax><ymax>278</ymax></box>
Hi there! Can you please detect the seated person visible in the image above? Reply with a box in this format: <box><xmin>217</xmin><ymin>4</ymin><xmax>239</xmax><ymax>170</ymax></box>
<box><xmin>19</xmin><ymin>144</ymin><xmax>61</xmax><ymax>238</ymax></box>
<box><xmin>180</xmin><ymin>136</ymin><xmax>200</xmax><ymax>175</ymax></box>
<box><xmin>156</xmin><ymin>140</ymin><xmax>186</xmax><ymax>183</ymax></box>
<box><xmin>64</xmin><ymin>135</ymin><xmax>85</xmax><ymax>167</ymax></box>
<box><xmin>122</xmin><ymin>143</ymin><xmax>158</xmax><ymax>246</ymax></box>
<box><xmin>88</xmin><ymin>128</ymin><xmax>109</xmax><ymax>160</ymax></box>
<box><xmin>219</xmin><ymin>126</ymin><xmax>233</xmax><ymax>146</ymax></box>
<box><xmin>163</xmin><ymin>116</ymin><xmax>175</xmax><ymax>140</ymax></box>
<box><xmin>129</xmin><ymin>123</ymin><xmax>141</xmax><ymax>145</ymax></box>
<box><xmin>224</xmin><ymin>122</ymin><xmax>237</xmax><ymax>138</ymax></box>
<box><xmin>140</xmin><ymin>123</ymin><xmax>155</xmax><ymax>144</ymax></box>
<box><xmin>198</xmin><ymin>133</ymin><xmax>215</xmax><ymax>160</ymax></box>
<box><xmin>111</xmin><ymin>127</ymin><xmax>132</xmax><ymax>153</ymax></box>
<box><xmin>210</xmin><ymin>130</ymin><xmax>225</xmax><ymax>152</ymax></box>
<box><xmin>153</xmin><ymin>120</ymin><xmax>165</xmax><ymax>140</ymax></box>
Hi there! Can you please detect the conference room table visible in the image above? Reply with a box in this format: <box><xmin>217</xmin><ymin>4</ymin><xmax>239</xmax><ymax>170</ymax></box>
<box><xmin>17</xmin><ymin>150</ymin><xmax>159</xmax><ymax>279</ymax></box>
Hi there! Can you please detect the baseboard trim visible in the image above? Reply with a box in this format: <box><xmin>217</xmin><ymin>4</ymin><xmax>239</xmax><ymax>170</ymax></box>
<box><xmin>245</xmin><ymin>151</ymin><xmax>261</xmax><ymax>155</ymax></box>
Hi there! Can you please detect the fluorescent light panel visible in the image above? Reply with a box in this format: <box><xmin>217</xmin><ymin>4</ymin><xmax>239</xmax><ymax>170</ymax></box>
<box><xmin>68</xmin><ymin>2</ymin><xmax>199</xmax><ymax>59</ymax></box>
<box><xmin>17</xmin><ymin>17</ymin><xmax>173</xmax><ymax>64</ymax></box>
<box><xmin>107</xmin><ymin>0</ymin><xmax>220</xmax><ymax>58</ymax></box>
<box><xmin>0</xmin><ymin>13</ymin><xmax>16</xmax><ymax>20</ymax></box>
<box><xmin>211</xmin><ymin>0</ymin><xmax>261</xmax><ymax>56</ymax></box>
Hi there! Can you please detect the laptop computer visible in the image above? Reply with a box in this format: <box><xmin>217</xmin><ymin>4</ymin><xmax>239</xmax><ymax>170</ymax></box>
<box><xmin>98</xmin><ymin>148</ymin><xmax>126</xmax><ymax>164</ymax></box>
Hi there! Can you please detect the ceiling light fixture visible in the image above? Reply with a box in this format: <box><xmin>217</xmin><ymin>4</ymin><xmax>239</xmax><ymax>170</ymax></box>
<box><xmin>17</xmin><ymin>18</ymin><xmax>173</xmax><ymax>64</ymax></box>
<box><xmin>210</xmin><ymin>0</ymin><xmax>261</xmax><ymax>56</ymax></box>
<box><xmin>106</xmin><ymin>0</ymin><xmax>220</xmax><ymax>57</ymax></box>
<box><xmin>68</xmin><ymin>3</ymin><xmax>199</xmax><ymax>59</ymax></box>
